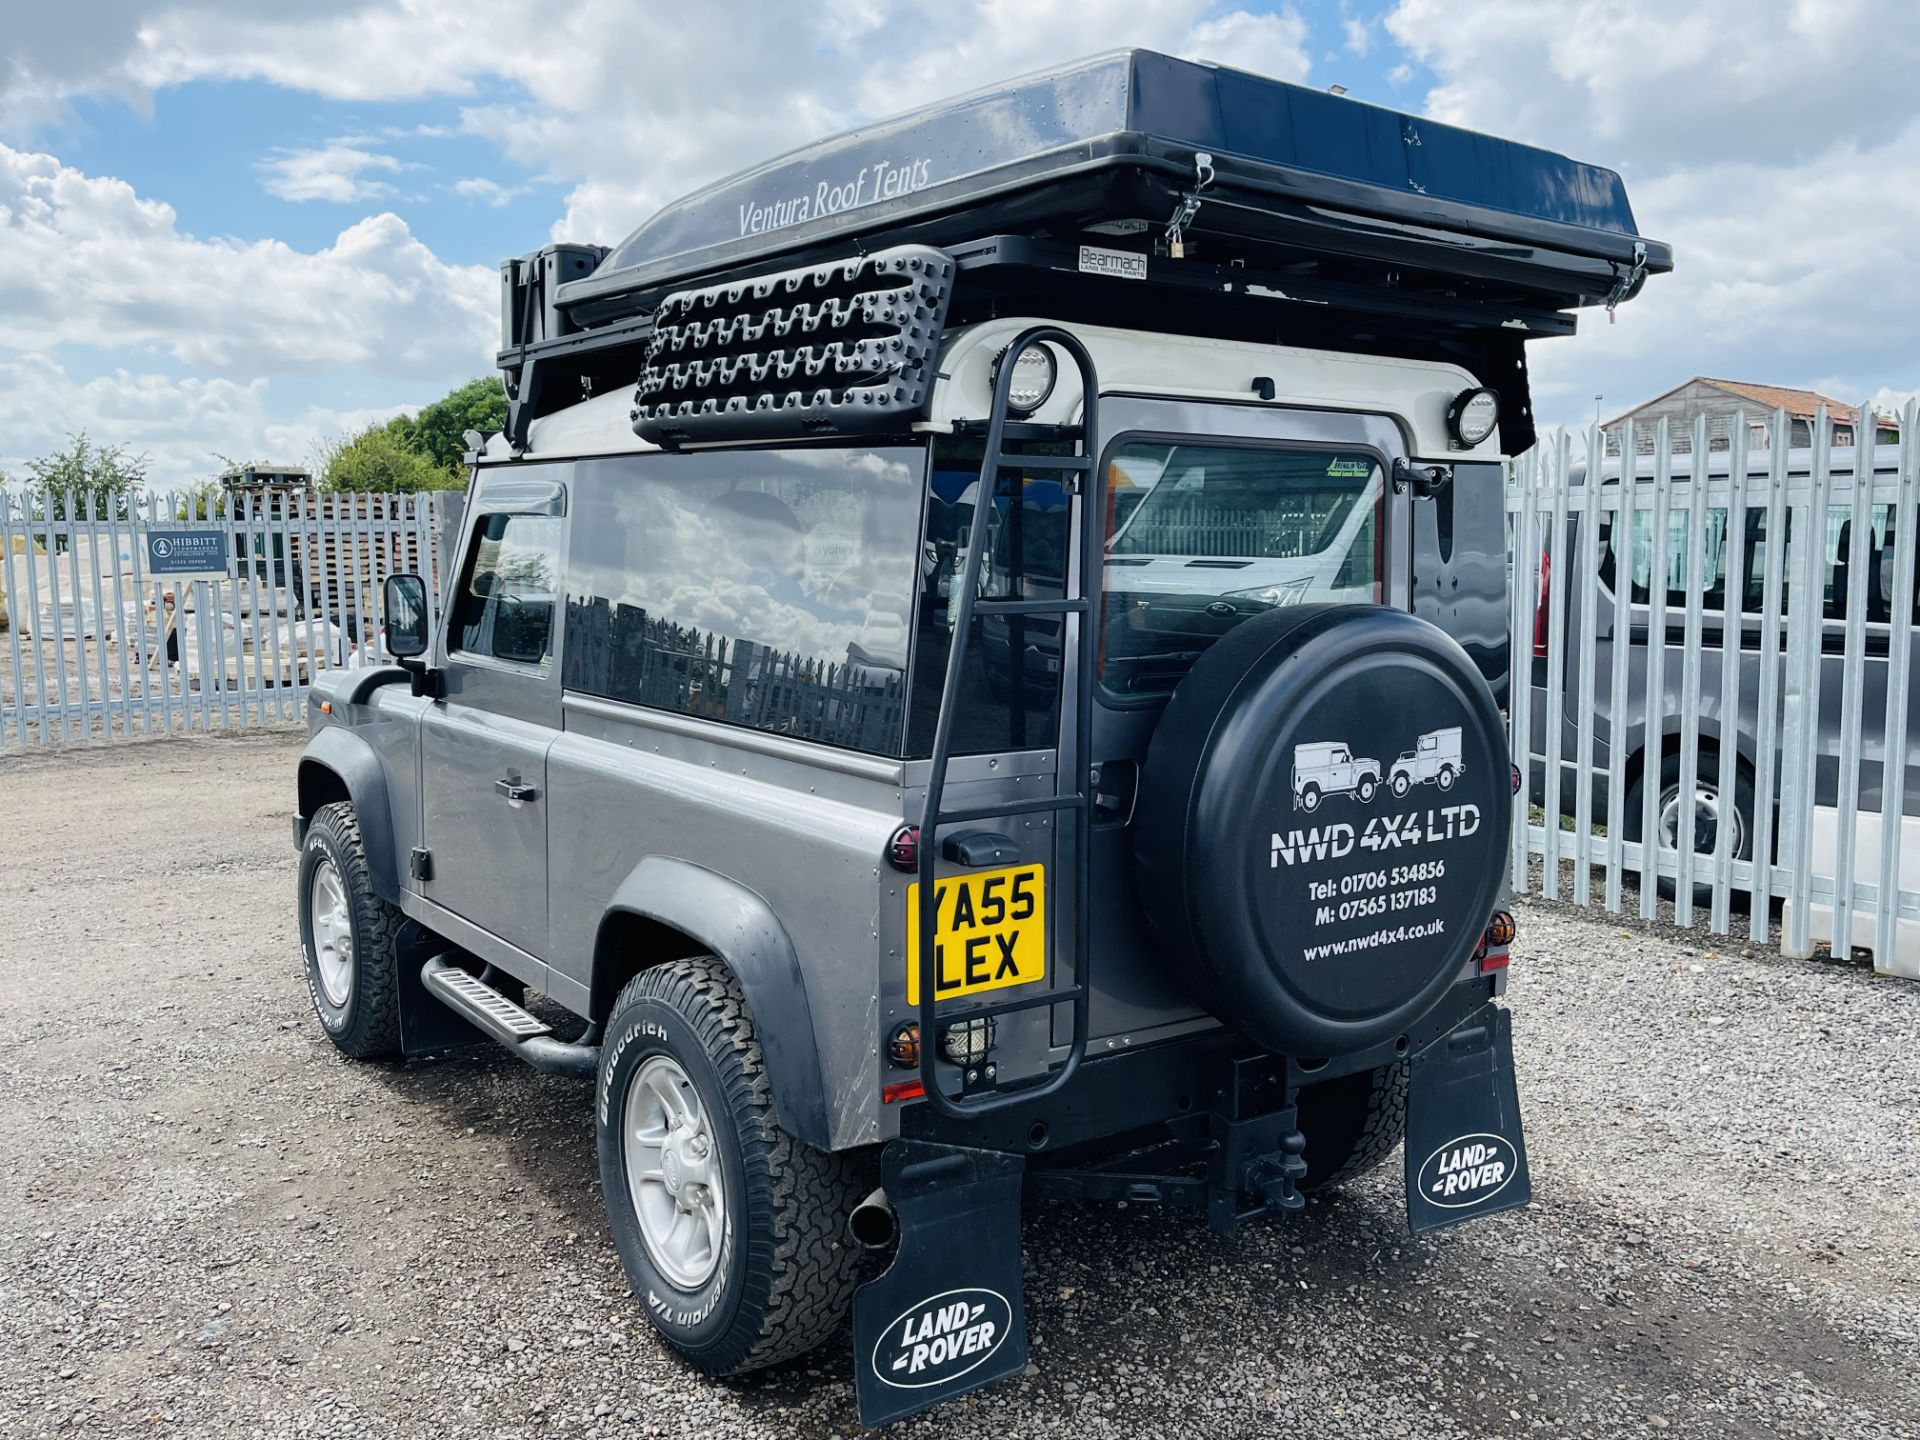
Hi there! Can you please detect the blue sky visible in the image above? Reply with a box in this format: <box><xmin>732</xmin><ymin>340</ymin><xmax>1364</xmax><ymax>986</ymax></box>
<box><xmin>1</xmin><ymin>1</ymin><xmax>1915</xmax><ymax>485</ymax></box>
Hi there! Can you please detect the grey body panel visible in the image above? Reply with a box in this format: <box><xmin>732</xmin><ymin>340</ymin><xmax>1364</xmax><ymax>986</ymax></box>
<box><xmin>549</xmin><ymin>695</ymin><xmax>907</xmax><ymax>1150</ymax></box>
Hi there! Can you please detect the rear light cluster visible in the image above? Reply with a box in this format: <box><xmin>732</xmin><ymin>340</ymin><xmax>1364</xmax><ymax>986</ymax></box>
<box><xmin>887</xmin><ymin>825</ymin><xmax>920</xmax><ymax>872</ymax></box>
<box><xmin>1477</xmin><ymin>910</ymin><xmax>1516</xmax><ymax>974</ymax></box>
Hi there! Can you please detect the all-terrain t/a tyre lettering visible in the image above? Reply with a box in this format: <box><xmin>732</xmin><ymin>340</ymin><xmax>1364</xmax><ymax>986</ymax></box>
<box><xmin>597</xmin><ymin>958</ymin><xmax>865</xmax><ymax>1375</ymax></box>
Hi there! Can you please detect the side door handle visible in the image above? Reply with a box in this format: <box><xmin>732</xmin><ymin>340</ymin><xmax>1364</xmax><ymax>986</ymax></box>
<box><xmin>494</xmin><ymin>778</ymin><xmax>540</xmax><ymax>803</ymax></box>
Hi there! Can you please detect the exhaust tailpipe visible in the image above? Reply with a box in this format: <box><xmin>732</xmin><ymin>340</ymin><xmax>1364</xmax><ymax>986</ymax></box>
<box><xmin>848</xmin><ymin>1187</ymin><xmax>897</xmax><ymax>1251</ymax></box>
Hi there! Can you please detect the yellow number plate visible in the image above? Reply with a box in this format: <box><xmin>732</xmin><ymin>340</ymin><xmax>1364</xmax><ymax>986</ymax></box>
<box><xmin>905</xmin><ymin>864</ymin><xmax>1047</xmax><ymax>1005</ymax></box>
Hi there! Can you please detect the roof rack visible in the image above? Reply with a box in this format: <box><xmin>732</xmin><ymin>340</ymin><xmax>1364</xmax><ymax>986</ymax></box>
<box><xmin>495</xmin><ymin>49</ymin><xmax>1670</xmax><ymax>453</ymax></box>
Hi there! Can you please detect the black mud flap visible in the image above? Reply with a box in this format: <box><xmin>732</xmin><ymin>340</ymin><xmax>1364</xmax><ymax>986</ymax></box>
<box><xmin>394</xmin><ymin>925</ymin><xmax>485</xmax><ymax>1057</ymax></box>
<box><xmin>1405</xmin><ymin>1005</ymin><xmax>1532</xmax><ymax>1234</ymax></box>
<box><xmin>853</xmin><ymin>1141</ymin><xmax>1027</xmax><ymax>1427</ymax></box>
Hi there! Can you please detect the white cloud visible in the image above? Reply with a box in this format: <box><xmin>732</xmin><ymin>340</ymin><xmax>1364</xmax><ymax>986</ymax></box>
<box><xmin>453</xmin><ymin>176</ymin><xmax>523</xmax><ymax>207</ymax></box>
<box><xmin>0</xmin><ymin>357</ymin><xmax>411</xmax><ymax>488</ymax></box>
<box><xmin>1526</xmin><ymin>117</ymin><xmax>1920</xmax><ymax>428</ymax></box>
<box><xmin>1377</xmin><ymin>0</ymin><xmax>1920</xmax><ymax>430</ymax></box>
<box><xmin>257</xmin><ymin>141</ymin><xmax>405</xmax><ymax>202</ymax></box>
<box><xmin>0</xmin><ymin>3</ymin><xmax>1314</xmax><ymax>248</ymax></box>
<box><xmin>1382</xmin><ymin>0</ymin><xmax>1920</xmax><ymax>176</ymax></box>
<box><xmin>0</xmin><ymin>143</ymin><xmax>494</xmax><ymax>378</ymax></box>
<box><xmin>1342</xmin><ymin>17</ymin><xmax>1372</xmax><ymax>55</ymax></box>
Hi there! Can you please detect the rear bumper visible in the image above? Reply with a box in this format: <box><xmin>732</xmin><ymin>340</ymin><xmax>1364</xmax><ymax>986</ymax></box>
<box><xmin>901</xmin><ymin>974</ymin><xmax>1501</xmax><ymax>1157</ymax></box>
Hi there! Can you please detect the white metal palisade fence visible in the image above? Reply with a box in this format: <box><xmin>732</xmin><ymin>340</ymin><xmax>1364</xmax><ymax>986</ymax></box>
<box><xmin>0</xmin><ymin>488</ymin><xmax>450</xmax><ymax>749</ymax></box>
<box><xmin>1509</xmin><ymin>400</ymin><xmax>1920</xmax><ymax>980</ymax></box>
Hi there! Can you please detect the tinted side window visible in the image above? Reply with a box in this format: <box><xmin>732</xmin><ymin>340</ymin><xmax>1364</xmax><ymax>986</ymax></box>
<box><xmin>906</xmin><ymin>437</ymin><xmax>1070</xmax><ymax>757</ymax></box>
<box><xmin>563</xmin><ymin>447</ymin><xmax>925</xmax><ymax>756</ymax></box>
<box><xmin>450</xmin><ymin>512</ymin><xmax>562</xmax><ymax>665</ymax></box>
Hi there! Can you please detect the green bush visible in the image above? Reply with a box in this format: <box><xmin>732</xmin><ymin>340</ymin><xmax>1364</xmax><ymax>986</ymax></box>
<box><xmin>319</xmin><ymin>423</ymin><xmax>465</xmax><ymax>493</ymax></box>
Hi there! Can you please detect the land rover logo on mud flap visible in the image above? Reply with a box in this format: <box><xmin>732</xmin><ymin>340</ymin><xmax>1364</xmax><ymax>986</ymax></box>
<box><xmin>1418</xmin><ymin>1133</ymin><xmax>1518</xmax><ymax>1208</ymax></box>
<box><xmin>870</xmin><ymin>1288</ymin><xmax>1012</xmax><ymax>1390</ymax></box>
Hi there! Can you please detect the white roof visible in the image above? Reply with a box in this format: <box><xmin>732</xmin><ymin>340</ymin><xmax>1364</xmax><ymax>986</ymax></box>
<box><xmin>492</xmin><ymin>316</ymin><xmax>1498</xmax><ymax>465</ymax></box>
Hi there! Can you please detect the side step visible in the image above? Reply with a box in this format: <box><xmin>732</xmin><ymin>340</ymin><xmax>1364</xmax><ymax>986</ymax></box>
<box><xmin>420</xmin><ymin>956</ymin><xmax>599</xmax><ymax>1079</ymax></box>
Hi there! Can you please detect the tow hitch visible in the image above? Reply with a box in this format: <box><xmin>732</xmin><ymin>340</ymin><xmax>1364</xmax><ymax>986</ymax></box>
<box><xmin>1023</xmin><ymin>1052</ymin><xmax>1309</xmax><ymax>1238</ymax></box>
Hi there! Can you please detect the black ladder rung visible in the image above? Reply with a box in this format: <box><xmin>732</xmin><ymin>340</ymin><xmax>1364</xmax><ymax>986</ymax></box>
<box><xmin>937</xmin><ymin>793</ymin><xmax>1087</xmax><ymax>825</ymax></box>
<box><xmin>972</xmin><ymin>597</ymin><xmax>1089</xmax><ymax>617</ymax></box>
<box><xmin>934</xmin><ymin>985</ymin><xmax>1088</xmax><ymax>1023</ymax></box>
<box><xmin>990</xmin><ymin>453</ymin><xmax>1091</xmax><ymax>473</ymax></box>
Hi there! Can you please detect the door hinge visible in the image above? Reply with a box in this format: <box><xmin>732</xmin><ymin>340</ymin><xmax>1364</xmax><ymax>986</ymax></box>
<box><xmin>410</xmin><ymin>847</ymin><xmax>434</xmax><ymax>882</ymax></box>
<box><xmin>1392</xmin><ymin>457</ymin><xmax>1453</xmax><ymax>497</ymax></box>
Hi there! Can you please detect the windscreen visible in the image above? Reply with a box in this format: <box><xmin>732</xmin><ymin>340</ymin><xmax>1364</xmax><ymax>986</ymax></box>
<box><xmin>1101</xmin><ymin>441</ymin><xmax>1384</xmax><ymax>701</ymax></box>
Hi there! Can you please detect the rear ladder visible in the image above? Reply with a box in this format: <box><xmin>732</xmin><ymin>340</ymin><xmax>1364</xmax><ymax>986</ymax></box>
<box><xmin>916</xmin><ymin>327</ymin><xmax>1099</xmax><ymax>1117</ymax></box>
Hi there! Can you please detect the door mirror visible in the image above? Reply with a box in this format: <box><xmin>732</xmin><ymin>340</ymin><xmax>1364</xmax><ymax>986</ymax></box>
<box><xmin>383</xmin><ymin>573</ymin><xmax>430</xmax><ymax>659</ymax></box>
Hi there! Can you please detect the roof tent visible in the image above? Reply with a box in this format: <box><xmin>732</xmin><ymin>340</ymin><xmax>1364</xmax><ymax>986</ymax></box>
<box><xmin>496</xmin><ymin>49</ymin><xmax>1669</xmax><ymax>451</ymax></box>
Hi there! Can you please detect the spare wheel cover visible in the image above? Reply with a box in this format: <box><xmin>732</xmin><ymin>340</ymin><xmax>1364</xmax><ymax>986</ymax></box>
<box><xmin>1135</xmin><ymin>604</ymin><xmax>1507</xmax><ymax>1057</ymax></box>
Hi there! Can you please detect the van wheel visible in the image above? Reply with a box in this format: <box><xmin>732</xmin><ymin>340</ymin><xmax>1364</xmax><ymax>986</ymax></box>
<box><xmin>1295</xmin><ymin>1061</ymin><xmax>1409</xmax><ymax>1190</ymax></box>
<box><xmin>298</xmin><ymin>802</ymin><xmax>403</xmax><ymax>1059</ymax></box>
<box><xmin>598</xmin><ymin>958</ymin><xmax>865</xmax><ymax>1375</ymax></box>
<box><xmin>1356</xmin><ymin>775</ymin><xmax>1378</xmax><ymax>803</ymax></box>
<box><xmin>1300</xmin><ymin>782</ymin><xmax>1321</xmax><ymax>812</ymax></box>
<box><xmin>1437</xmin><ymin>765</ymin><xmax>1457</xmax><ymax>792</ymax></box>
<box><xmin>1625</xmin><ymin>750</ymin><xmax>1755</xmax><ymax>904</ymax></box>
<box><xmin>1391</xmin><ymin>773</ymin><xmax>1411</xmax><ymax>798</ymax></box>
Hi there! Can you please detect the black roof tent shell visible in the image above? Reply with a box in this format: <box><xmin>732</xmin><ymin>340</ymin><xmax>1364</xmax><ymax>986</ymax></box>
<box><xmin>558</xmin><ymin>48</ymin><xmax>1670</xmax><ymax>325</ymax></box>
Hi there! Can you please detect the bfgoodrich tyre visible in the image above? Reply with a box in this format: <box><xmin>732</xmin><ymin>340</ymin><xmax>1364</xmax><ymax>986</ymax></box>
<box><xmin>298</xmin><ymin>801</ymin><xmax>403</xmax><ymax>1059</ymax></box>
<box><xmin>597</xmin><ymin>958</ymin><xmax>866</xmax><ymax>1375</ymax></box>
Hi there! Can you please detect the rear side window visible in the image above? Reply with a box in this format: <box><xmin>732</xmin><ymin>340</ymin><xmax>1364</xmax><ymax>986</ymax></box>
<box><xmin>563</xmin><ymin>446</ymin><xmax>925</xmax><ymax>755</ymax></box>
<box><xmin>450</xmin><ymin>512</ymin><xmax>563</xmax><ymax>666</ymax></box>
<box><xmin>1100</xmin><ymin>441</ymin><xmax>1384</xmax><ymax>701</ymax></box>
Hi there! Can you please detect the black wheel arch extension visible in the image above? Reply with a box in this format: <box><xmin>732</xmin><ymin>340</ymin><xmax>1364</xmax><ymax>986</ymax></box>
<box><xmin>594</xmin><ymin>856</ymin><xmax>832</xmax><ymax>1152</ymax></box>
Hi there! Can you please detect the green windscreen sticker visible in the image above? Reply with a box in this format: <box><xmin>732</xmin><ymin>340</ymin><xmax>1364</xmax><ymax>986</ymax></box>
<box><xmin>1326</xmin><ymin>457</ymin><xmax>1373</xmax><ymax>479</ymax></box>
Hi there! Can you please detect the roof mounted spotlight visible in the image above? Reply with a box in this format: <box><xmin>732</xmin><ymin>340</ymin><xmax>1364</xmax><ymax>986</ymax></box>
<box><xmin>1446</xmin><ymin>387</ymin><xmax>1500</xmax><ymax>449</ymax></box>
<box><xmin>993</xmin><ymin>343</ymin><xmax>1057</xmax><ymax>414</ymax></box>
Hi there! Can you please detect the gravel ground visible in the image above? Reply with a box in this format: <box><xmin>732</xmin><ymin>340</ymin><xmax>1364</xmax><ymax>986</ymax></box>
<box><xmin>1</xmin><ymin>730</ymin><xmax>1917</xmax><ymax>1440</ymax></box>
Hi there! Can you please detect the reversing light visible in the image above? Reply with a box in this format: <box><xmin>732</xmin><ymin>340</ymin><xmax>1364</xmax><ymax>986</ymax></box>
<box><xmin>939</xmin><ymin>1016</ymin><xmax>996</xmax><ymax>1066</ymax></box>
<box><xmin>1447</xmin><ymin>387</ymin><xmax>1500</xmax><ymax>448</ymax></box>
<box><xmin>887</xmin><ymin>1022</ymin><xmax>921</xmax><ymax>1069</ymax></box>
<box><xmin>997</xmin><ymin>345</ymin><xmax>1057</xmax><ymax>414</ymax></box>
<box><xmin>886</xmin><ymin>824</ymin><xmax>919</xmax><ymax>872</ymax></box>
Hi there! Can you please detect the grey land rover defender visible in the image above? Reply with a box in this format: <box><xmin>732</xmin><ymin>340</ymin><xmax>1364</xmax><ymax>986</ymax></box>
<box><xmin>293</xmin><ymin>50</ymin><xmax>1667</xmax><ymax>1425</ymax></box>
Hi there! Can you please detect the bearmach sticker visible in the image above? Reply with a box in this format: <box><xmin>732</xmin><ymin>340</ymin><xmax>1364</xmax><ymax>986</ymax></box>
<box><xmin>905</xmin><ymin>864</ymin><xmax>1046</xmax><ymax>1004</ymax></box>
<box><xmin>1077</xmin><ymin>244</ymin><xmax>1148</xmax><ymax>281</ymax></box>
<box><xmin>1326</xmin><ymin>456</ymin><xmax>1373</xmax><ymax>478</ymax></box>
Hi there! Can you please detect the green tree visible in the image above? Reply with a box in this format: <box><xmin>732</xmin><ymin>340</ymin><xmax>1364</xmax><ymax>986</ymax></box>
<box><xmin>24</xmin><ymin>433</ymin><xmax>149</xmax><ymax>521</ymax></box>
<box><xmin>174</xmin><ymin>478</ymin><xmax>227</xmax><ymax>520</ymax></box>
<box><xmin>318</xmin><ymin>422</ymin><xmax>464</xmax><ymax>493</ymax></box>
<box><xmin>393</xmin><ymin>377</ymin><xmax>508</xmax><ymax>473</ymax></box>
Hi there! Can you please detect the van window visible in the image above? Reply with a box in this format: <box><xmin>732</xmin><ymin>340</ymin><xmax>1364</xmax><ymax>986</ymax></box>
<box><xmin>1600</xmin><ymin>496</ymin><xmax>1918</xmax><ymax>622</ymax></box>
<box><xmin>1099</xmin><ymin>441</ymin><xmax>1384</xmax><ymax>701</ymax></box>
<box><xmin>563</xmin><ymin>447</ymin><xmax>925</xmax><ymax>755</ymax></box>
<box><xmin>450</xmin><ymin>512</ymin><xmax>562</xmax><ymax>665</ymax></box>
